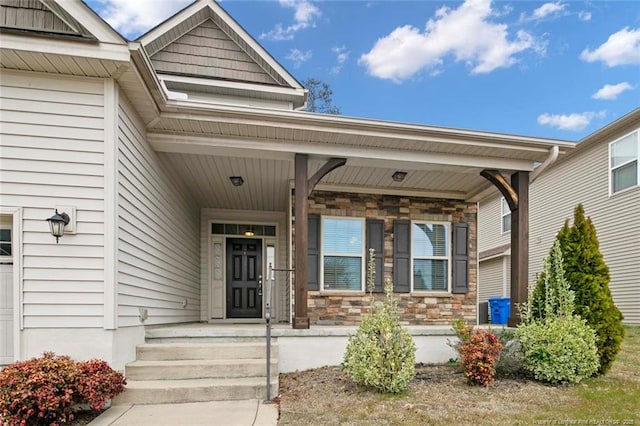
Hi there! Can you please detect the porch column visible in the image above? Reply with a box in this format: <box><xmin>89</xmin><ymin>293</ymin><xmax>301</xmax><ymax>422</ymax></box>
<box><xmin>509</xmin><ymin>171</ymin><xmax>529</xmax><ymax>327</ymax></box>
<box><xmin>294</xmin><ymin>154</ymin><xmax>310</xmax><ymax>329</ymax></box>
<box><xmin>480</xmin><ymin>169</ymin><xmax>530</xmax><ymax>326</ymax></box>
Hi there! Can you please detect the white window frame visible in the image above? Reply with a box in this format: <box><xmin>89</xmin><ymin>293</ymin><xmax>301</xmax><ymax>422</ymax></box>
<box><xmin>410</xmin><ymin>221</ymin><xmax>451</xmax><ymax>293</ymax></box>
<box><xmin>609</xmin><ymin>130</ymin><xmax>639</xmax><ymax>196</ymax></box>
<box><xmin>320</xmin><ymin>216</ymin><xmax>365</xmax><ymax>292</ymax></box>
<box><xmin>501</xmin><ymin>197</ymin><xmax>511</xmax><ymax>233</ymax></box>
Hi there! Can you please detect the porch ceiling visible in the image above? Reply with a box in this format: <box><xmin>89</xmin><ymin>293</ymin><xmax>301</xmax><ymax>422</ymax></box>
<box><xmin>151</xmin><ymin>106</ymin><xmax>575</xmax><ymax>212</ymax></box>
<box><xmin>160</xmin><ymin>152</ymin><xmax>497</xmax><ymax>212</ymax></box>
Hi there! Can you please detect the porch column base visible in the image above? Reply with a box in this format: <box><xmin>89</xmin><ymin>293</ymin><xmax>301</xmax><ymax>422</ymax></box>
<box><xmin>293</xmin><ymin>317</ymin><xmax>309</xmax><ymax>329</ymax></box>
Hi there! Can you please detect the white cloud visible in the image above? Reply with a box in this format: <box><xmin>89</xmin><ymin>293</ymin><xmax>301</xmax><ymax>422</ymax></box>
<box><xmin>330</xmin><ymin>46</ymin><xmax>349</xmax><ymax>74</ymax></box>
<box><xmin>260</xmin><ymin>0</ymin><xmax>321</xmax><ymax>41</ymax></box>
<box><xmin>95</xmin><ymin>0</ymin><xmax>191</xmax><ymax>38</ymax></box>
<box><xmin>578</xmin><ymin>11</ymin><xmax>592</xmax><ymax>22</ymax></box>
<box><xmin>359</xmin><ymin>0</ymin><xmax>541</xmax><ymax>82</ymax></box>
<box><xmin>286</xmin><ymin>48</ymin><xmax>312</xmax><ymax>68</ymax></box>
<box><xmin>532</xmin><ymin>2</ymin><xmax>565</xmax><ymax>20</ymax></box>
<box><xmin>592</xmin><ymin>82</ymin><xmax>634</xmax><ymax>100</ymax></box>
<box><xmin>537</xmin><ymin>111</ymin><xmax>606</xmax><ymax>131</ymax></box>
<box><xmin>580</xmin><ymin>27</ymin><xmax>640</xmax><ymax>66</ymax></box>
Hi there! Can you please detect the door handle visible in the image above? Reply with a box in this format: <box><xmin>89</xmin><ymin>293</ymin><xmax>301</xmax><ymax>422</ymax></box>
<box><xmin>258</xmin><ymin>275</ymin><xmax>262</xmax><ymax>296</ymax></box>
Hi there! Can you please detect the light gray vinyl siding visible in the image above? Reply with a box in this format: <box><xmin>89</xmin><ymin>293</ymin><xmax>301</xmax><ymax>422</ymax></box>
<box><xmin>478</xmin><ymin>257</ymin><xmax>504</xmax><ymax>302</ymax></box>
<box><xmin>478</xmin><ymin>193</ymin><xmax>510</xmax><ymax>253</ymax></box>
<box><xmin>0</xmin><ymin>0</ymin><xmax>75</xmax><ymax>34</ymax></box>
<box><xmin>529</xmin><ymin>125</ymin><xmax>640</xmax><ymax>324</ymax></box>
<box><xmin>0</xmin><ymin>70</ymin><xmax>105</xmax><ymax>328</ymax></box>
<box><xmin>151</xmin><ymin>19</ymin><xmax>278</xmax><ymax>85</ymax></box>
<box><xmin>117</xmin><ymin>92</ymin><xmax>200</xmax><ymax>327</ymax></box>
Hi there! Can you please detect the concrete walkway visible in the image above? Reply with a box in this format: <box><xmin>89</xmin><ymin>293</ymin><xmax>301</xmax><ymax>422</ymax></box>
<box><xmin>89</xmin><ymin>400</ymin><xmax>278</xmax><ymax>426</ymax></box>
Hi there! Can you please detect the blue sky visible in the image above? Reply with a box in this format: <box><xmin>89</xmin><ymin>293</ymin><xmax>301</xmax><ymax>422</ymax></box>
<box><xmin>86</xmin><ymin>0</ymin><xmax>640</xmax><ymax>141</ymax></box>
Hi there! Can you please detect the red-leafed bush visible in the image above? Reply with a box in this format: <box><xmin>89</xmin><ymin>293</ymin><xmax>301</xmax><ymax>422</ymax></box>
<box><xmin>457</xmin><ymin>328</ymin><xmax>504</xmax><ymax>386</ymax></box>
<box><xmin>76</xmin><ymin>359</ymin><xmax>126</xmax><ymax>411</ymax></box>
<box><xmin>0</xmin><ymin>352</ymin><xmax>126</xmax><ymax>426</ymax></box>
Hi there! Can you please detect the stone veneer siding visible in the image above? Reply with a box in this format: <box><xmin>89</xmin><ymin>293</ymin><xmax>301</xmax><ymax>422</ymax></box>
<box><xmin>292</xmin><ymin>191</ymin><xmax>477</xmax><ymax>326</ymax></box>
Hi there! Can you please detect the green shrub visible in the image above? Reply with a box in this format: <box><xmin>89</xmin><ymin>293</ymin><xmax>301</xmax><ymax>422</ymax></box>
<box><xmin>342</xmin><ymin>251</ymin><xmax>416</xmax><ymax>393</ymax></box>
<box><xmin>518</xmin><ymin>240</ymin><xmax>600</xmax><ymax>383</ymax></box>
<box><xmin>517</xmin><ymin>316</ymin><xmax>599</xmax><ymax>383</ymax></box>
<box><xmin>0</xmin><ymin>352</ymin><xmax>126</xmax><ymax>425</ymax></box>
<box><xmin>532</xmin><ymin>204</ymin><xmax>624</xmax><ymax>374</ymax></box>
<box><xmin>457</xmin><ymin>328</ymin><xmax>503</xmax><ymax>386</ymax></box>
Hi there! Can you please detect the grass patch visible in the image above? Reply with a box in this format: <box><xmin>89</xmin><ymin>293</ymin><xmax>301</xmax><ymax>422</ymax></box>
<box><xmin>278</xmin><ymin>326</ymin><xmax>640</xmax><ymax>425</ymax></box>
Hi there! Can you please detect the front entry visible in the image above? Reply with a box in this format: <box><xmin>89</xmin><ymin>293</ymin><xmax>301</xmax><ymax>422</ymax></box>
<box><xmin>226</xmin><ymin>238</ymin><xmax>262</xmax><ymax>318</ymax></box>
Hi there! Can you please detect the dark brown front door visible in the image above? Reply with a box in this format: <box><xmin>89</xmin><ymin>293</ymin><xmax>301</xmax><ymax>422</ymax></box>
<box><xmin>226</xmin><ymin>238</ymin><xmax>262</xmax><ymax>318</ymax></box>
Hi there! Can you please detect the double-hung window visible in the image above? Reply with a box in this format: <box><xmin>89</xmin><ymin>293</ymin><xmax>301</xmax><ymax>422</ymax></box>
<box><xmin>321</xmin><ymin>217</ymin><xmax>364</xmax><ymax>291</ymax></box>
<box><xmin>610</xmin><ymin>130</ymin><xmax>639</xmax><ymax>194</ymax></box>
<box><xmin>501</xmin><ymin>197</ymin><xmax>511</xmax><ymax>233</ymax></box>
<box><xmin>412</xmin><ymin>222</ymin><xmax>450</xmax><ymax>291</ymax></box>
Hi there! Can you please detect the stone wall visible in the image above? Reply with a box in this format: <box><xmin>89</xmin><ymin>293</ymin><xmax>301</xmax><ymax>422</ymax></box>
<box><xmin>293</xmin><ymin>191</ymin><xmax>477</xmax><ymax>325</ymax></box>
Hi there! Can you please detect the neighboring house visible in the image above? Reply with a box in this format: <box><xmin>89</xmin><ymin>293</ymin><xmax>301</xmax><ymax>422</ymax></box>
<box><xmin>478</xmin><ymin>109</ymin><xmax>640</xmax><ymax>324</ymax></box>
<box><xmin>0</xmin><ymin>0</ymin><xmax>574</xmax><ymax>373</ymax></box>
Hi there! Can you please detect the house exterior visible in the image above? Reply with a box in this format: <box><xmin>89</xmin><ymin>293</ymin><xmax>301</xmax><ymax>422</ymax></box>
<box><xmin>478</xmin><ymin>108</ymin><xmax>640</xmax><ymax>324</ymax></box>
<box><xmin>0</xmin><ymin>0</ymin><xmax>574</xmax><ymax>371</ymax></box>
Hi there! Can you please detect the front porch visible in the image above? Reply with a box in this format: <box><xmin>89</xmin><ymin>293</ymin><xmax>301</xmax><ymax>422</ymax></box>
<box><xmin>143</xmin><ymin>322</ymin><xmax>458</xmax><ymax>373</ymax></box>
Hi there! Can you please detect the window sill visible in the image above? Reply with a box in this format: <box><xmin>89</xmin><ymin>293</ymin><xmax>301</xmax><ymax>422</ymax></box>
<box><xmin>310</xmin><ymin>290</ymin><xmax>366</xmax><ymax>297</ymax></box>
<box><xmin>410</xmin><ymin>291</ymin><xmax>452</xmax><ymax>298</ymax></box>
<box><xmin>609</xmin><ymin>183</ymin><xmax>638</xmax><ymax>198</ymax></box>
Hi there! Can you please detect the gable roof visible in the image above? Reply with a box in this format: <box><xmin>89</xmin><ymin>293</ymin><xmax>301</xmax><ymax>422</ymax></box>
<box><xmin>0</xmin><ymin>0</ymin><xmax>95</xmax><ymax>39</ymax></box>
<box><xmin>137</xmin><ymin>0</ymin><xmax>302</xmax><ymax>89</ymax></box>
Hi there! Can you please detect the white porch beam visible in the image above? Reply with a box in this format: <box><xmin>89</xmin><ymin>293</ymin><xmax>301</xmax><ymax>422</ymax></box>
<box><xmin>148</xmin><ymin>132</ymin><xmax>535</xmax><ymax>171</ymax></box>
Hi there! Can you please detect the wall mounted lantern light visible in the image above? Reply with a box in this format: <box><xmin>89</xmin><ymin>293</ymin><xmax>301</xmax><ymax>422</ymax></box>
<box><xmin>46</xmin><ymin>209</ymin><xmax>70</xmax><ymax>243</ymax></box>
<box><xmin>392</xmin><ymin>171</ymin><xmax>407</xmax><ymax>182</ymax></box>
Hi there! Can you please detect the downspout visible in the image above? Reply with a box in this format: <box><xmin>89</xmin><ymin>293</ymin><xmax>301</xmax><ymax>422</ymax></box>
<box><xmin>529</xmin><ymin>145</ymin><xmax>559</xmax><ymax>183</ymax></box>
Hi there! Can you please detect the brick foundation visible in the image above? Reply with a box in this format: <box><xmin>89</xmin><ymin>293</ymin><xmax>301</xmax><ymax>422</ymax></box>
<box><xmin>293</xmin><ymin>191</ymin><xmax>477</xmax><ymax>325</ymax></box>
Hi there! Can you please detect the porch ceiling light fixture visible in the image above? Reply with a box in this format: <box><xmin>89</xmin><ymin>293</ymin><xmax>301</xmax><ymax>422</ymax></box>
<box><xmin>229</xmin><ymin>176</ymin><xmax>244</xmax><ymax>187</ymax></box>
<box><xmin>392</xmin><ymin>171</ymin><xmax>407</xmax><ymax>182</ymax></box>
<box><xmin>46</xmin><ymin>209</ymin><xmax>70</xmax><ymax>243</ymax></box>
<box><xmin>244</xmin><ymin>226</ymin><xmax>255</xmax><ymax>237</ymax></box>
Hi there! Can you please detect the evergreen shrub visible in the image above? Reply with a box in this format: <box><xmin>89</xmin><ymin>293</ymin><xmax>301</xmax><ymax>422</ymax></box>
<box><xmin>342</xmin><ymin>250</ymin><xmax>416</xmax><ymax>393</ymax></box>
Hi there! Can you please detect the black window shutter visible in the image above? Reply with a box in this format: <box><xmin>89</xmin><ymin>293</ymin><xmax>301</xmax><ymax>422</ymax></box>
<box><xmin>393</xmin><ymin>220</ymin><xmax>411</xmax><ymax>293</ymax></box>
<box><xmin>307</xmin><ymin>214</ymin><xmax>320</xmax><ymax>291</ymax></box>
<box><xmin>452</xmin><ymin>222</ymin><xmax>469</xmax><ymax>294</ymax></box>
<box><xmin>366</xmin><ymin>219</ymin><xmax>384</xmax><ymax>293</ymax></box>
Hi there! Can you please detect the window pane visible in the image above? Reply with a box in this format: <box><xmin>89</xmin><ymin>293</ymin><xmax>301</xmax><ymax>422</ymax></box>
<box><xmin>0</xmin><ymin>243</ymin><xmax>11</xmax><ymax>256</ymax></box>
<box><xmin>413</xmin><ymin>223</ymin><xmax>448</xmax><ymax>257</ymax></box>
<box><xmin>324</xmin><ymin>256</ymin><xmax>361</xmax><ymax>290</ymax></box>
<box><xmin>502</xmin><ymin>215</ymin><xmax>511</xmax><ymax>232</ymax></box>
<box><xmin>322</xmin><ymin>218</ymin><xmax>362</xmax><ymax>255</ymax></box>
<box><xmin>413</xmin><ymin>259</ymin><xmax>448</xmax><ymax>291</ymax></box>
<box><xmin>212</xmin><ymin>223</ymin><xmax>225</xmax><ymax>234</ymax></box>
<box><xmin>613</xmin><ymin>161</ymin><xmax>638</xmax><ymax>193</ymax></box>
<box><xmin>611</xmin><ymin>134</ymin><xmax>637</xmax><ymax>168</ymax></box>
<box><xmin>264</xmin><ymin>226</ymin><xmax>276</xmax><ymax>236</ymax></box>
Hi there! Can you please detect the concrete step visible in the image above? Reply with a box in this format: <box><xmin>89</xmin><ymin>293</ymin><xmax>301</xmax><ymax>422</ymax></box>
<box><xmin>125</xmin><ymin>358</ymin><xmax>279</xmax><ymax>381</ymax></box>
<box><xmin>137</xmin><ymin>342</ymin><xmax>278</xmax><ymax>361</ymax></box>
<box><xmin>112</xmin><ymin>377</ymin><xmax>279</xmax><ymax>405</ymax></box>
<box><xmin>145</xmin><ymin>336</ymin><xmax>267</xmax><ymax>344</ymax></box>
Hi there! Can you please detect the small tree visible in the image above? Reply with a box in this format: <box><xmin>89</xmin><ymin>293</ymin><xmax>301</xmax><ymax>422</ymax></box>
<box><xmin>518</xmin><ymin>241</ymin><xmax>599</xmax><ymax>384</ymax></box>
<box><xmin>303</xmin><ymin>78</ymin><xmax>341</xmax><ymax>114</ymax></box>
<box><xmin>532</xmin><ymin>204</ymin><xmax>624</xmax><ymax>374</ymax></box>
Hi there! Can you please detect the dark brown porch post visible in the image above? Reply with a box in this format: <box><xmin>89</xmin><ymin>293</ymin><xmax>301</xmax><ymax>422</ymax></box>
<box><xmin>509</xmin><ymin>171</ymin><xmax>529</xmax><ymax>327</ymax></box>
<box><xmin>293</xmin><ymin>153</ymin><xmax>310</xmax><ymax>329</ymax></box>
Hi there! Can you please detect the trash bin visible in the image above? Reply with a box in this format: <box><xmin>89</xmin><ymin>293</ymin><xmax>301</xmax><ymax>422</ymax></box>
<box><xmin>488</xmin><ymin>297</ymin><xmax>510</xmax><ymax>325</ymax></box>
